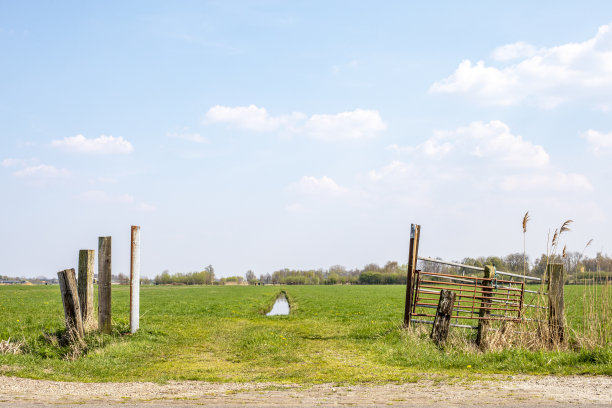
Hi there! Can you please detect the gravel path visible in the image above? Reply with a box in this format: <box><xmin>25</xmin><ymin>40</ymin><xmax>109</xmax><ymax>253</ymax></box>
<box><xmin>0</xmin><ymin>375</ymin><xmax>611</xmax><ymax>407</ymax></box>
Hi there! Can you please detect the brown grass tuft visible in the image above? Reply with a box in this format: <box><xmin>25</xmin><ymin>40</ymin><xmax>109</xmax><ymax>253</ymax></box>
<box><xmin>0</xmin><ymin>338</ymin><xmax>24</xmax><ymax>355</ymax></box>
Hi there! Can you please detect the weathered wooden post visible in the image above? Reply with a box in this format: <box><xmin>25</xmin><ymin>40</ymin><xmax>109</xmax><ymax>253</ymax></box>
<box><xmin>476</xmin><ymin>265</ymin><xmax>494</xmax><ymax>349</ymax></box>
<box><xmin>547</xmin><ymin>263</ymin><xmax>565</xmax><ymax>344</ymax></box>
<box><xmin>130</xmin><ymin>226</ymin><xmax>140</xmax><ymax>334</ymax></box>
<box><xmin>431</xmin><ymin>289</ymin><xmax>456</xmax><ymax>346</ymax></box>
<box><xmin>57</xmin><ymin>268</ymin><xmax>84</xmax><ymax>341</ymax></box>
<box><xmin>77</xmin><ymin>249</ymin><xmax>95</xmax><ymax>330</ymax></box>
<box><xmin>404</xmin><ymin>224</ymin><xmax>421</xmax><ymax>328</ymax></box>
<box><xmin>98</xmin><ymin>236</ymin><xmax>112</xmax><ymax>334</ymax></box>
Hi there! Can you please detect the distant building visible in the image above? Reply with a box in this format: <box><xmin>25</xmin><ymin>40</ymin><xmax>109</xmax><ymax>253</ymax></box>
<box><xmin>0</xmin><ymin>280</ymin><xmax>26</xmax><ymax>285</ymax></box>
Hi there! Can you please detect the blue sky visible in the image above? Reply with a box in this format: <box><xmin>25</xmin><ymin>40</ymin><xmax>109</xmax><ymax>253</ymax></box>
<box><xmin>2</xmin><ymin>1</ymin><xmax>612</xmax><ymax>278</ymax></box>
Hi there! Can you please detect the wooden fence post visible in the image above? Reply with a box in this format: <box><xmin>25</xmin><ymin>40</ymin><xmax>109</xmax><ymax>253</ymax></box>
<box><xmin>77</xmin><ymin>249</ymin><xmax>95</xmax><ymax>331</ymax></box>
<box><xmin>57</xmin><ymin>268</ymin><xmax>84</xmax><ymax>341</ymax></box>
<box><xmin>547</xmin><ymin>263</ymin><xmax>565</xmax><ymax>344</ymax></box>
<box><xmin>98</xmin><ymin>236</ymin><xmax>112</xmax><ymax>334</ymax></box>
<box><xmin>130</xmin><ymin>226</ymin><xmax>140</xmax><ymax>334</ymax></box>
<box><xmin>431</xmin><ymin>289</ymin><xmax>456</xmax><ymax>346</ymax></box>
<box><xmin>404</xmin><ymin>224</ymin><xmax>421</xmax><ymax>328</ymax></box>
<box><xmin>476</xmin><ymin>265</ymin><xmax>494</xmax><ymax>349</ymax></box>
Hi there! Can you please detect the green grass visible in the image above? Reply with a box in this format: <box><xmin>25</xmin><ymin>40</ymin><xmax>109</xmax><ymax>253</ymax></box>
<box><xmin>0</xmin><ymin>284</ymin><xmax>610</xmax><ymax>383</ymax></box>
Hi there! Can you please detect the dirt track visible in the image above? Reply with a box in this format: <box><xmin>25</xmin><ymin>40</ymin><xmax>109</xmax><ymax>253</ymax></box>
<box><xmin>0</xmin><ymin>375</ymin><xmax>611</xmax><ymax>407</ymax></box>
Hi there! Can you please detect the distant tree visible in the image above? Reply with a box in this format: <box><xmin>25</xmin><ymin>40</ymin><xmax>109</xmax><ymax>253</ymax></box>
<box><xmin>504</xmin><ymin>253</ymin><xmax>527</xmax><ymax>273</ymax></box>
<box><xmin>155</xmin><ymin>270</ymin><xmax>171</xmax><ymax>285</ymax></box>
<box><xmin>531</xmin><ymin>254</ymin><xmax>549</xmax><ymax>277</ymax></box>
<box><xmin>259</xmin><ymin>273</ymin><xmax>272</xmax><ymax>285</ymax></box>
<box><xmin>485</xmin><ymin>256</ymin><xmax>507</xmax><ymax>270</ymax></box>
<box><xmin>117</xmin><ymin>273</ymin><xmax>129</xmax><ymax>285</ymax></box>
<box><xmin>564</xmin><ymin>251</ymin><xmax>582</xmax><ymax>280</ymax></box>
<box><xmin>245</xmin><ymin>270</ymin><xmax>256</xmax><ymax>284</ymax></box>
<box><xmin>383</xmin><ymin>261</ymin><xmax>398</xmax><ymax>274</ymax></box>
<box><xmin>221</xmin><ymin>276</ymin><xmax>244</xmax><ymax>285</ymax></box>
<box><xmin>362</xmin><ymin>263</ymin><xmax>381</xmax><ymax>272</ymax></box>
<box><xmin>205</xmin><ymin>265</ymin><xmax>215</xmax><ymax>284</ymax></box>
<box><xmin>326</xmin><ymin>272</ymin><xmax>339</xmax><ymax>284</ymax></box>
<box><xmin>329</xmin><ymin>265</ymin><xmax>346</xmax><ymax>274</ymax></box>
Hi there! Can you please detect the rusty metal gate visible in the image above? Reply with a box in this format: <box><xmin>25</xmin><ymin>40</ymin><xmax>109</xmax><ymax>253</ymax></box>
<box><xmin>403</xmin><ymin>224</ymin><xmax>547</xmax><ymax>330</ymax></box>
<box><xmin>411</xmin><ymin>269</ymin><xmax>525</xmax><ymax>328</ymax></box>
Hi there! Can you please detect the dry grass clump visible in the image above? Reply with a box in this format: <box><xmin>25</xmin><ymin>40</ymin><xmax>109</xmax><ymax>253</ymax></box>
<box><xmin>42</xmin><ymin>329</ymin><xmax>88</xmax><ymax>361</ymax></box>
<box><xmin>574</xmin><ymin>280</ymin><xmax>611</xmax><ymax>350</ymax></box>
<box><xmin>0</xmin><ymin>338</ymin><xmax>24</xmax><ymax>355</ymax></box>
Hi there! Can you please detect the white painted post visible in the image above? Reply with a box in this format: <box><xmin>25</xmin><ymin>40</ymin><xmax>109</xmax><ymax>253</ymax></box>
<box><xmin>130</xmin><ymin>225</ymin><xmax>141</xmax><ymax>333</ymax></box>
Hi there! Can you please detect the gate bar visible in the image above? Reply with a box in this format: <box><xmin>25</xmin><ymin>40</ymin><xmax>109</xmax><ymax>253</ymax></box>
<box><xmin>418</xmin><ymin>256</ymin><xmax>542</xmax><ymax>282</ymax></box>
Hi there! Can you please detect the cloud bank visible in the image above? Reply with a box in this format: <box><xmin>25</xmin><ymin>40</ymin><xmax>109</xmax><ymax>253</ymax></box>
<box><xmin>204</xmin><ymin>105</ymin><xmax>386</xmax><ymax>141</ymax></box>
<box><xmin>431</xmin><ymin>21</ymin><xmax>612</xmax><ymax>108</ymax></box>
<box><xmin>581</xmin><ymin>129</ymin><xmax>612</xmax><ymax>156</ymax></box>
<box><xmin>13</xmin><ymin>164</ymin><xmax>70</xmax><ymax>178</ymax></box>
<box><xmin>384</xmin><ymin>120</ymin><xmax>591</xmax><ymax>194</ymax></box>
<box><xmin>51</xmin><ymin>134</ymin><xmax>134</xmax><ymax>154</ymax></box>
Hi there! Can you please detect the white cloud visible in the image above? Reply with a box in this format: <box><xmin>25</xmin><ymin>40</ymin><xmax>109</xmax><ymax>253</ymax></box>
<box><xmin>388</xmin><ymin>138</ymin><xmax>453</xmax><ymax>160</ymax></box>
<box><xmin>51</xmin><ymin>134</ymin><xmax>134</xmax><ymax>154</ymax></box>
<box><xmin>491</xmin><ymin>42</ymin><xmax>543</xmax><ymax>61</ymax></box>
<box><xmin>1</xmin><ymin>158</ymin><xmax>37</xmax><ymax>168</ymax></box>
<box><xmin>168</xmin><ymin>131</ymin><xmax>207</xmax><ymax>144</ymax></box>
<box><xmin>440</xmin><ymin>120</ymin><xmax>549</xmax><ymax>168</ymax></box>
<box><xmin>368</xmin><ymin>160</ymin><xmax>417</xmax><ymax>182</ymax></box>
<box><xmin>204</xmin><ymin>105</ymin><xmax>386</xmax><ymax>140</ymax></box>
<box><xmin>431</xmin><ymin>21</ymin><xmax>612</xmax><ymax>107</ymax></box>
<box><xmin>377</xmin><ymin>120</ymin><xmax>589</xmax><ymax>194</ymax></box>
<box><xmin>295</xmin><ymin>176</ymin><xmax>348</xmax><ymax>196</ymax></box>
<box><xmin>393</xmin><ymin>120</ymin><xmax>549</xmax><ymax>168</ymax></box>
<box><xmin>204</xmin><ymin>105</ymin><xmax>304</xmax><ymax>132</ymax></box>
<box><xmin>13</xmin><ymin>164</ymin><xmax>69</xmax><ymax>178</ymax></box>
<box><xmin>304</xmin><ymin>109</ymin><xmax>386</xmax><ymax>141</ymax></box>
<box><xmin>581</xmin><ymin>129</ymin><xmax>612</xmax><ymax>155</ymax></box>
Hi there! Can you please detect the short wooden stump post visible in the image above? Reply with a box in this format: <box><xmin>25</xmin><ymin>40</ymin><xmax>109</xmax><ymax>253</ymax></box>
<box><xmin>77</xmin><ymin>249</ymin><xmax>95</xmax><ymax>331</ymax></box>
<box><xmin>57</xmin><ymin>268</ymin><xmax>84</xmax><ymax>342</ymax></box>
<box><xmin>547</xmin><ymin>263</ymin><xmax>565</xmax><ymax>344</ymax></box>
<box><xmin>476</xmin><ymin>265</ymin><xmax>494</xmax><ymax>350</ymax></box>
<box><xmin>431</xmin><ymin>289</ymin><xmax>456</xmax><ymax>346</ymax></box>
<box><xmin>98</xmin><ymin>236</ymin><xmax>112</xmax><ymax>334</ymax></box>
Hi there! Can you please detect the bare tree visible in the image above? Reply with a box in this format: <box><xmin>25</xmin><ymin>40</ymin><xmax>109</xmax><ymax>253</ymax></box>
<box><xmin>245</xmin><ymin>270</ymin><xmax>256</xmax><ymax>284</ymax></box>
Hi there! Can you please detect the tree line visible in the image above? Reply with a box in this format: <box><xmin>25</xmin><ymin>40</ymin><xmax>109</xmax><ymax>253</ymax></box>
<box><xmin>151</xmin><ymin>252</ymin><xmax>612</xmax><ymax>285</ymax></box>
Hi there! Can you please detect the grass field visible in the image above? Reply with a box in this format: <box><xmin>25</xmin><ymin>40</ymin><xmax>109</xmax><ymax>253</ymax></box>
<box><xmin>0</xmin><ymin>284</ymin><xmax>610</xmax><ymax>383</ymax></box>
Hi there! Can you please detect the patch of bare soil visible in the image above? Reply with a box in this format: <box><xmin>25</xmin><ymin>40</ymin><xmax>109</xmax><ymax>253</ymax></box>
<box><xmin>0</xmin><ymin>375</ymin><xmax>610</xmax><ymax>406</ymax></box>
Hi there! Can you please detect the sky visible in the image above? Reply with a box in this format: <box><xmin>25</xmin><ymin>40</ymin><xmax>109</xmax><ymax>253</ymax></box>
<box><xmin>1</xmin><ymin>1</ymin><xmax>612</xmax><ymax>278</ymax></box>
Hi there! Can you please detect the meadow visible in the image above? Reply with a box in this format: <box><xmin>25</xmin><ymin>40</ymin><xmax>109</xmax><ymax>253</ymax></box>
<box><xmin>0</xmin><ymin>284</ymin><xmax>610</xmax><ymax>383</ymax></box>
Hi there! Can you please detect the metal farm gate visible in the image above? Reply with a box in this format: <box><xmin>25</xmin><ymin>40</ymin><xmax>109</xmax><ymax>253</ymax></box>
<box><xmin>403</xmin><ymin>225</ymin><xmax>549</xmax><ymax>338</ymax></box>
